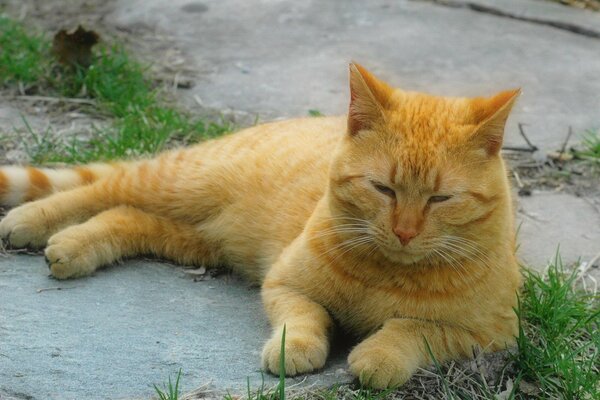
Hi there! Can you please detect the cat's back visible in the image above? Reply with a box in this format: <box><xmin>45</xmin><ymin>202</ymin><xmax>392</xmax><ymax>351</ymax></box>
<box><xmin>198</xmin><ymin>115</ymin><xmax>345</xmax><ymax>164</ymax></box>
<box><xmin>187</xmin><ymin>115</ymin><xmax>346</xmax><ymax>203</ymax></box>
<box><xmin>180</xmin><ymin>116</ymin><xmax>346</xmax><ymax>277</ymax></box>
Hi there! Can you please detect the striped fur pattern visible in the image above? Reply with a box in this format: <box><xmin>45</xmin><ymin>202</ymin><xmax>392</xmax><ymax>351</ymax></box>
<box><xmin>0</xmin><ymin>163</ymin><xmax>115</xmax><ymax>206</ymax></box>
<box><xmin>0</xmin><ymin>64</ymin><xmax>521</xmax><ymax>388</ymax></box>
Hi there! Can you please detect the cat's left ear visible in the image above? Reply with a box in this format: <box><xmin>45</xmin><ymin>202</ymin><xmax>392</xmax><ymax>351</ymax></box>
<box><xmin>470</xmin><ymin>89</ymin><xmax>521</xmax><ymax>156</ymax></box>
<box><xmin>347</xmin><ymin>63</ymin><xmax>394</xmax><ymax>136</ymax></box>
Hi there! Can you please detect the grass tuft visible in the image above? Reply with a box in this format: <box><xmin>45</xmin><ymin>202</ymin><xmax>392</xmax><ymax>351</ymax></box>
<box><xmin>0</xmin><ymin>15</ymin><xmax>50</xmax><ymax>85</ymax></box>
<box><xmin>514</xmin><ymin>257</ymin><xmax>599</xmax><ymax>399</ymax></box>
<box><xmin>154</xmin><ymin>368</ymin><xmax>182</xmax><ymax>400</ymax></box>
<box><xmin>576</xmin><ymin>129</ymin><xmax>600</xmax><ymax>162</ymax></box>
<box><xmin>0</xmin><ymin>16</ymin><xmax>231</xmax><ymax>164</ymax></box>
<box><xmin>278</xmin><ymin>325</ymin><xmax>287</xmax><ymax>400</ymax></box>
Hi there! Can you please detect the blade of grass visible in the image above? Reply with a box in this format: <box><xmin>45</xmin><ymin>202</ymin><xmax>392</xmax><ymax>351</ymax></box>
<box><xmin>278</xmin><ymin>324</ymin><xmax>286</xmax><ymax>400</ymax></box>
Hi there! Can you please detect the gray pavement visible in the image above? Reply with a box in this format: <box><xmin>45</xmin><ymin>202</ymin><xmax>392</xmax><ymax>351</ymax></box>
<box><xmin>1</xmin><ymin>0</ymin><xmax>600</xmax><ymax>398</ymax></box>
<box><xmin>113</xmin><ymin>0</ymin><xmax>600</xmax><ymax>153</ymax></box>
<box><xmin>0</xmin><ymin>257</ymin><xmax>349</xmax><ymax>400</ymax></box>
<box><xmin>516</xmin><ymin>191</ymin><xmax>600</xmax><ymax>268</ymax></box>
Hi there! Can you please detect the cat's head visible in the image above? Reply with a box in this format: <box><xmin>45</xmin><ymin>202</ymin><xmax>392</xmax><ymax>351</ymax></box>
<box><xmin>328</xmin><ymin>63</ymin><xmax>519</xmax><ymax>265</ymax></box>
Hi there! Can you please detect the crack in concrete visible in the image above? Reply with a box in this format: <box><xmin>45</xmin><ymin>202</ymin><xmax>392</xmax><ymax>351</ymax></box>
<box><xmin>425</xmin><ymin>0</ymin><xmax>600</xmax><ymax>39</ymax></box>
<box><xmin>0</xmin><ymin>388</ymin><xmax>36</xmax><ymax>400</ymax></box>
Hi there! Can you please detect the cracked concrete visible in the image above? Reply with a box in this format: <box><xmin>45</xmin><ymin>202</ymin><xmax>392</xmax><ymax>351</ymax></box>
<box><xmin>1</xmin><ymin>0</ymin><xmax>599</xmax><ymax>398</ymax></box>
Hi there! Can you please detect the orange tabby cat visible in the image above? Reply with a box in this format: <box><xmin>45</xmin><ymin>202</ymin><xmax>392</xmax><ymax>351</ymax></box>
<box><xmin>0</xmin><ymin>63</ymin><xmax>521</xmax><ymax>388</ymax></box>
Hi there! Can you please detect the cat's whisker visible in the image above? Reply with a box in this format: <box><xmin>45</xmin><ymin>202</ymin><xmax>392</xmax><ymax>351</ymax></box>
<box><xmin>309</xmin><ymin>224</ymin><xmax>375</xmax><ymax>242</ymax></box>
<box><xmin>364</xmin><ymin>242</ymin><xmax>380</xmax><ymax>259</ymax></box>
<box><xmin>430</xmin><ymin>248</ymin><xmax>467</xmax><ymax>282</ymax></box>
<box><xmin>317</xmin><ymin>235</ymin><xmax>374</xmax><ymax>260</ymax></box>
<box><xmin>311</xmin><ymin>223</ymin><xmax>371</xmax><ymax>232</ymax></box>
<box><xmin>423</xmin><ymin>240</ymin><xmax>470</xmax><ymax>275</ymax></box>
<box><xmin>310</xmin><ymin>227</ymin><xmax>372</xmax><ymax>241</ymax></box>
<box><xmin>440</xmin><ymin>236</ymin><xmax>498</xmax><ymax>270</ymax></box>
<box><xmin>442</xmin><ymin>250</ymin><xmax>469</xmax><ymax>282</ymax></box>
<box><xmin>442</xmin><ymin>235</ymin><xmax>492</xmax><ymax>260</ymax></box>
<box><xmin>329</xmin><ymin>237</ymin><xmax>376</xmax><ymax>264</ymax></box>
<box><xmin>319</xmin><ymin>216</ymin><xmax>386</xmax><ymax>236</ymax></box>
<box><xmin>435</xmin><ymin>240</ymin><xmax>498</xmax><ymax>273</ymax></box>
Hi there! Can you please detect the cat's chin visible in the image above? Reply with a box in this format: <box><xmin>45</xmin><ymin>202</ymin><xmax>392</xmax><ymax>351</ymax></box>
<box><xmin>379</xmin><ymin>247</ymin><xmax>427</xmax><ymax>265</ymax></box>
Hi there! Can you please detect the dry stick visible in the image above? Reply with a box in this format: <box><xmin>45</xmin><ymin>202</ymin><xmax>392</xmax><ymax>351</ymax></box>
<box><xmin>518</xmin><ymin>123</ymin><xmax>538</xmax><ymax>151</ymax></box>
<box><xmin>502</xmin><ymin>145</ymin><xmax>537</xmax><ymax>152</ymax></box>
<box><xmin>560</xmin><ymin>126</ymin><xmax>573</xmax><ymax>155</ymax></box>
<box><xmin>502</xmin><ymin>123</ymin><xmax>538</xmax><ymax>153</ymax></box>
<box><xmin>577</xmin><ymin>251</ymin><xmax>600</xmax><ymax>295</ymax></box>
<box><xmin>512</xmin><ymin>170</ymin><xmax>524</xmax><ymax>188</ymax></box>
<box><xmin>36</xmin><ymin>286</ymin><xmax>77</xmax><ymax>293</ymax></box>
<box><xmin>17</xmin><ymin>95</ymin><xmax>97</xmax><ymax>106</ymax></box>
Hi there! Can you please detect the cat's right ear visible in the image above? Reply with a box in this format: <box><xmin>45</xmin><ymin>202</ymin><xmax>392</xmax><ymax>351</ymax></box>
<box><xmin>347</xmin><ymin>63</ymin><xmax>394</xmax><ymax>136</ymax></box>
<box><xmin>469</xmin><ymin>89</ymin><xmax>521</xmax><ymax>156</ymax></box>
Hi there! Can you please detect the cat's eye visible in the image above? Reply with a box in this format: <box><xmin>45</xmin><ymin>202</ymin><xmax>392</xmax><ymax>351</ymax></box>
<box><xmin>428</xmin><ymin>195</ymin><xmax>452</xmax><ymax>203</ymax></box>
<box><xmin>372</xmin><ymin>182</ymin><xmax>396</xmax><ymax>198</ymax></box>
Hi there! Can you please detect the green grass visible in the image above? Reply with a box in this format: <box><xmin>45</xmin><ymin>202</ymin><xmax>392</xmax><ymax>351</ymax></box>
<box><xmin>223</xmin><ymin>325</ymin><xmax>287</xmax><ymax>400</ymax></box>
<box><xmin>154</xmin><ymin>369</ymin><xmax>182</xmax><ymax>400</ymax></box>
<box><xmin>576</xmin><ymin>129</ymin><xmax>600</xmax><ymax>162</ymax></box>
<box><xmin>0</xmin><ymin>15</ymin><xmax>231</xmax><ymax>164</ymax></box>
<box><xmin>0</xmin><ymin>16</ymin><xmax>50</xmax><ymax>85</ymax></box>
<box><xmin>514</xmin><ymin>257</ymin><xmax>599</xmax><ymax>399</ymax></box>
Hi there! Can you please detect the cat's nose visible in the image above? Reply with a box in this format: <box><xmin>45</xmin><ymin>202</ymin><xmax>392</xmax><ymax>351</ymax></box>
<box><xmin>393</xmin><ymin>227</ymin><xmax>418</xmax><ymax>246</ymax></box>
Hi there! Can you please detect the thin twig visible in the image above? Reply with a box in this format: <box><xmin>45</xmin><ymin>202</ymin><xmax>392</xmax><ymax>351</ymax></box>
<box><xmin>512</xmin><ymin>170</ymin><xmax>524</xmax><ymax>188</ymax></box>
<box><xmin>518</xmin><ymin>123</ymin><xmax>538</xmax><ymax>152</ymax></box>
<box><xmin>502</xmin><ymin>146</ymin><xmax>537</xmax><ymax>152</ymax></box>
<box><xmin>36</xmin><ymin>286</ymin><xmax>77</xmax><ymax>293</ymax></box>
<box><xmin>17</xmin><ymin>95</ymin><xmax>96</xmax><ymax>106</ymax></box>
<box><xmin>560</xmin><ymin>126</ymin><xmax>574</xmax><ymax>155</ymax></box>
<box><xmin>577</xmin><ymin>252</ymin><xmax>600</xmax><ymax>295</ymax></box>
<box><xmin>586</xmin><ymin>251</ymin><xmax>600</xmax><ymax>270</ymax></box>
<box><xmin>502</xmin><ymin>124</ymin><xmax>538</xmax><ymax>153</ymax></box>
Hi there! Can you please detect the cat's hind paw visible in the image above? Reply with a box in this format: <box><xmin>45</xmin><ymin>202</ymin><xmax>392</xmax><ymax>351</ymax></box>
<box><xmin>262</xmin><ymin>330</ymin><xmax>328</xmax><ymax>376</ymax></box>
<box><xmin>0</xmin><ymin>203</ymin><xmax>53</xmax><ymax>248</ymax></box>
<box><xmin>44</xmin><ymin>230</ymin><xmax>102</xmax><ymax>279</ymax></box>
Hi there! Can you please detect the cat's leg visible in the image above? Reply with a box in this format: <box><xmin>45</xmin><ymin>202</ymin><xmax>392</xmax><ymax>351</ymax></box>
<box><xmin>348</xmin><ymin>319</ymin><xmax>499</xmax><ymax>389</ymax></box>
<box><xmin>45</xmin><ymin>205</ymin><xmax>218</xmax><ymax>279</ymax></box>
<box><xmin>0</xmin><ymin>185</ymin><xmax>113</xmax><ymax>248</ymax></box>
<box><xmin>261</xmin><ymin>274</ymin><xmax>334</xmax><ymax>376</ymax></box>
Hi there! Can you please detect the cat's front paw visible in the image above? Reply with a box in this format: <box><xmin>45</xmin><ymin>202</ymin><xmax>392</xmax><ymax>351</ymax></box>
<box><xmin>45</xmin><ymin>229</ymin><xmax>100</xmax><ymax>279</ymax></box>
<box><xmin>348</xmin><ymin>339</ymin><xmax>416</xmax><ymax>389</ymax></box>
<box><xmin>262</xmin><ymin>329</ymin><xmax>328</xmax><ymax>376</ymax></box>
<box><xmin>0</xmin><ymin>203</ymin><xmax>53</xmax><ymax>248</ymax></box>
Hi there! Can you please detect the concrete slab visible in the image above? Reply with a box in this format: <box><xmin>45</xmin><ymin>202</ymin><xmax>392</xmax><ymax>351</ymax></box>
<box><xmin>111</xmin><ymin>0</ymin><xmax>600</xmax><ymax>153</ymax></box>
<box><xmin>516</xmin><ymin>191</ymin><xmax>600</xmax><ymax>268</ymax></box>
<box><xmin>0</xmin><ymin>256</ymin><xmax>350</xmax><ymax>400</ymax></box>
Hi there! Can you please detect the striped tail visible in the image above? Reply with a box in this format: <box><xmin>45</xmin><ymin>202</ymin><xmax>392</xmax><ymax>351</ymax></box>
<box><xmin>0</xmin><ymin>163</ymin><xmax>118</xmax><ymax>207</ymax></box>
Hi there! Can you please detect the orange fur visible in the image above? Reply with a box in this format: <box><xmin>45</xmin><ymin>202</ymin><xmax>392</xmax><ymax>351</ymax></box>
<box><xmin>0</xmin><ymin>63</ymin><xmax>521</xmax><ymax>388</ymax></box>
